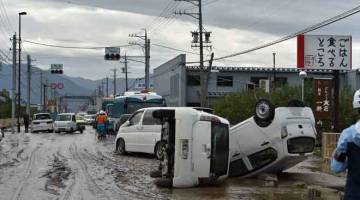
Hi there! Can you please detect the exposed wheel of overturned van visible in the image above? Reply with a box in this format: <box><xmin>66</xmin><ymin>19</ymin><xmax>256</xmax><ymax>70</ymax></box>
<box><xmin>155</xmin><ymin>141</ymin><xmax>166</xmax><ymax>160</ymax></box>
<box><xmin>253</xmin><ymin>99</ymin><xmax>275</xmax><ymax>128</ymax></box>
<box><xmin>287</xmin><ymin>99</ymin><xmax>305</xmax><ymax>107</ymax></box>
<box><xmin>116</xmin><ymin>139</ymin><xmax>126</xmax><ymax>155</ymax></box>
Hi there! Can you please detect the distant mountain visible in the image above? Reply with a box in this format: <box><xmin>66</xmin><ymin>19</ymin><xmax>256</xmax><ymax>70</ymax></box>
<box><xmin>0</xmin><ymin>64</ymin><xmax>140</xmax><ymax>105</ymax></box>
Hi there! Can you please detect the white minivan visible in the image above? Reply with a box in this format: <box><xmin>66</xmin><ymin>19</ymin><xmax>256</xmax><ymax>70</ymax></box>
<box><xmin>54</xmin><ymin>113</ymin><xmax>83</xmax><ymax>133</ymax></box>
<box><xmin>115</xmin><ymin>108</ymin><xmax>165</xmax><ymax>159</ymax></box>
<box><xmin>146</xmin><ymin>107</ymin><xmax>230</xmax><ymax>188</ymax></box>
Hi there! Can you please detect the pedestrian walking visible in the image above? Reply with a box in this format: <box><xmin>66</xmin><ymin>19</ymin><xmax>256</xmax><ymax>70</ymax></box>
<box><xmin>331</xmin><ymin>89</ymin><xmax>360</xmax><ymax>200</ymax></box>
<box><xmin>96</xmin><ymin>110</ymin><xmax>108</xmax><ymax>140</ymax></box>
<box><xmin>23</xmin><ymin>113</ymin><xmax>29</xmax><ymax>133</ymax></box>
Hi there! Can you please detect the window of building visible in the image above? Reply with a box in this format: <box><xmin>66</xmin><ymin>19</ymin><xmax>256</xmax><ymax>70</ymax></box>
<box><xmin>217</xmin><ymin>76</ymin><xmax>233</xmax><ymax>87</ymax></box>
<box><xmin>275</xmin><ymin>77</ymin><xmax>288</xmax><ymax>87</ymax></box>
<box><xmin>187</xmin><ymin>75</ymin><xmax>200</xmax><ymax>86</ymax></box>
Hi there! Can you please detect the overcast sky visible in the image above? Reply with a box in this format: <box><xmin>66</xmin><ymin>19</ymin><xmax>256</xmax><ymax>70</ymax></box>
<box><xmin>1</xmin><ymin>0</ymin><xmax>360</xmax><ymax>80</ymax></box>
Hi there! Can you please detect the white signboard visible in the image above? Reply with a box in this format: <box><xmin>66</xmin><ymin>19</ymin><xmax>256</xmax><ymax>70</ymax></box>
<box><xmin>105</xmin><ymin>47</ymin><xmax>120</xmax><ymax>54</ymax></box>
<box><xmin>51</xmin><ymin>64</ymin><xmax>63</xmax><ymax>70</ymax></box>
<box><xmin>297</xmin><ymin>35</ymin><xmax>352</xmax><ymax>70</ymax></box>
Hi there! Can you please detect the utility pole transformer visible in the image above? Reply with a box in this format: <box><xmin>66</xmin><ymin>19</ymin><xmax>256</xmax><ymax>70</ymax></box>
<box><xmin>26</xmin><ymin>55</ymin><xmax>31</xmax><ymax>116</ymax></box>
<box><xmin>175</xmin><ymin>0</ymin><xmax>211</xmax><ymax>107</ymax></box>
<box><xmin>11</xmin><ymin>34</ymin><xmax>16</xmax><ymax>134</ymax></box>
<box><xmin>129</xmin><ymin>29</ymin><xmax>150</xmax><ymax>90</ymax></box>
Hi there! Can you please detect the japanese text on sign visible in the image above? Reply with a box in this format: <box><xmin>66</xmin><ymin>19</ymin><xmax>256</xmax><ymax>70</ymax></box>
<box><xmin>314</xmin><ymin>79</ymin><xmax>332</xmax><ymax>120</ymax></box>
<box><xmin>298</xmin><ymin>35</ymin><xmax>352</xmax><ymax>70</ymax></box>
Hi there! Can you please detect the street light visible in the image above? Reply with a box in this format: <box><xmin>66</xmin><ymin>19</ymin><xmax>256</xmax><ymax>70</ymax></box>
<box><xmin>17</xmin><ymin>11</ymin><xmax>27</xmax><ymax>133</ymax></box>
<box><xmin>299</xmin><ymin>70</ymin><xmax>307</xmax><ymax>102</ymax></box>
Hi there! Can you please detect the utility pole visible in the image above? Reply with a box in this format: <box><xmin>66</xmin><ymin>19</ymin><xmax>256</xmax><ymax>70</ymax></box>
<box><xmin>40</xmin><ymin>71</ymin><xmax>43</xmax><ymax>111</ymax></box>
<box><xmin>18</xmin><ymin>11</ymin><xmax>27</xmax><ymax>133</ymax></box>
<box><xmin>106</xmin><ymin>77</ymin><xmax>109</xmax><ymax>97</ymax></box>
<box><xmin>121</xmin><ymin>53</ymin><xmax>129</xmax><ymax>92</ymax></box>
<box><xmin>175</xmin><ymin>0</ymin><xmax>212</xmax><ymax>107</ymax></box>
<box><xmin>26</xmin><ymin>55</ymin><xmax>31</xmax><ymax>116</ymax></box>
<box><xmin>11</xmin><ymin>34</ymin><xmax>16</xmax><ymax>134</ymax></box>
<box><xmin>43</xmin><ymin>79</ymin><xmax>48</xmax><ymax>111</ymax></box>
<box><xmin>129</xmin><ymin>29</ymin><xmax>150</xmax><ymax>90</ymax></box>
<box><xmin>273</xmin><ymin>53</ymin><xmax>276</xmax><ymax>90</ymax></box>
<box><xmin>112</xmin><ymin>68</ymin><xmax>117</xmax><ymax>97</ymax></box>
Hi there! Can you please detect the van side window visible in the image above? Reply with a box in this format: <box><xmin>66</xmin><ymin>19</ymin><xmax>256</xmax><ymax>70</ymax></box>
<box><xmin>143</xmin><ymin>110</ymin><xmax>162</xmax><ymax>125</ymax></box>
<box><xmin>129</xmin><ymin>111</ymin><xmax>143</xmax><ymax>126</ymax></box>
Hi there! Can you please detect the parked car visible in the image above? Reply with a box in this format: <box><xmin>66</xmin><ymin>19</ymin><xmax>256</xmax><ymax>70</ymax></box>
<box><xmin>76</xmin><ymin>115</ymin><xmax>86</xmax><ymax>131</ymax></box>
<box><xmin>30</xmin><ymin>113</ymin><xmax>54</xmax><ymax>133</ymax></box>
<box><xmin>228</xmin><ymin>99</ymin><xmax>317</xmax><ymax>178</ymax></box>
<box><xmin>141</xmin><ymin>107</ymin><xmax>230</xmax><ymax>188</ymax></box>
<box><xmin>54</xmin><ymin>113</ymin><xmax>83</xmax><ymax>133</ymax></box>
<box><xmin>115</xmin><ymin>108</ymin><xmax>165</xmax><ymax>159</ymax></box>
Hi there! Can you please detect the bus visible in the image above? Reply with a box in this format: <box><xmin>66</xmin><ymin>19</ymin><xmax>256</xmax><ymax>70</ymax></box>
<box><xmin>101</xmin><ymin>97</ymin><xmax>114</xmax><ymax>112</ymax></box>
<box><xmin>109</xmin><ymin>91</ymin><xmax>166</xmax><ymax>132</ymax></box>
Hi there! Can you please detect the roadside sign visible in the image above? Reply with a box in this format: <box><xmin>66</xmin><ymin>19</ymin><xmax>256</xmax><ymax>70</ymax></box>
<box><xmin>51</xmin><ymin>64</ymin><xmax>63</xmax><ymax>70</ymax></box>
<box><xmin>297</xmin><ymin>35</ymin><xmax>352</xmax><ymax>70</ymax></box>
<box><xmin>313</xmin><ymin>79</ymin><xmax>332</xmax><ymax>120</ymax></box>
<box><xmin>50</xmin><ymin>82</ymin><xmax>64</xmax><ymax>90</ymax></box>
<box><xmin>51</xmin><ymin>64</ymin><xmax>64</xmax><ymax>74</ymax></box>
<box><xmin>105</xmin><ymin>47</ymin><xmax>120</xmax><ymax>61</ymax></box>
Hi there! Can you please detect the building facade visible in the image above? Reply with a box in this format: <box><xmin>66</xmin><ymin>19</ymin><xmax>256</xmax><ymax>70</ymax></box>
<box><xmin>153</xmin><ymin>54</ymin><xmax>359</xmax><ymax>107</ymax></box>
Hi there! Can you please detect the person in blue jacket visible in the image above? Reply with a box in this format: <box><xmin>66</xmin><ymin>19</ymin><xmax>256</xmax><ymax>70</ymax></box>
<box><xmin>331</xmin><ymin>89</ymin><xmax>360</xmax><ymax>200</ymax></box>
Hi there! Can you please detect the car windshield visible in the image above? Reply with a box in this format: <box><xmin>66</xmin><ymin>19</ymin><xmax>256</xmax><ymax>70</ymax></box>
<box><xmin>35</xmin><ymin>114</ymin><xmax>51</xmax><ymax>120</ymax></box>
<box><xmin>56</xmin><ymin>115</ymin><xmax>71</xmax><ymax>121</ymax></box>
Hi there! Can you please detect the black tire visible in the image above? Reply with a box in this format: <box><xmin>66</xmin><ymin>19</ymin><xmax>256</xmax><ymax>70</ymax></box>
<box><xmin>116</xmin><ymin>139</ymin><xmax>126</xmax><ymax>155</ymax></box>
<box><xmin>287</xmin><ymin>99</ymin><xmax>305</xmax><ymax>107</ymax></box>
<box><xmin>155</xmin><ymin>142</ymin><xmax>166</xmax><ymax>160</ymax></box>
<box><xmin>69</xmin><ymin>128</ymin><xmax>74</xmax><ymax>134</ymax></box>
<box><xmin>80</xmin><ymin>129</ymin><xmax>83</xmax><ymax>134</ymax></box>
<box><xmin>253</xmin><ymin>99</ymin><xmax>275</xmax><ymax>128</ymax></box>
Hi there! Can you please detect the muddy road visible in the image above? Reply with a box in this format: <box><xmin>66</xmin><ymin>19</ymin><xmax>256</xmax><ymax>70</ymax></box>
<box><xmin>0</xmin><ymin>127</ymin><xmax>345</xmax><ymax>200</ymax></box>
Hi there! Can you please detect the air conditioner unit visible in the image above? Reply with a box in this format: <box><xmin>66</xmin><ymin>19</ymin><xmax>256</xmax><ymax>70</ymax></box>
<box><xmin>259</xmin><ymin>79</ymin><xmax>270</xmax><ymax>93</ymax></box>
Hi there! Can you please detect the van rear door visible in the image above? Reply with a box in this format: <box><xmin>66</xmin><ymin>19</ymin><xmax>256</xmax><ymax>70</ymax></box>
<box><xmin>210</xmin><ymin>122</ymin><xmax>229</xmax><ymax>177</ymax></box>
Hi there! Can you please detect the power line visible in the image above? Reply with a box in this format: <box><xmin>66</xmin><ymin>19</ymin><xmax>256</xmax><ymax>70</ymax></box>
<box><xmin>23</xmin><ymin>39</ymin><xmax>135</xmax><ymax>50</ymax></box>
<box><xmin>152</xmin><ymin>43</ymin><xmax>199</xmax><ymax>55</ymax></box>
<box><xmin>187</xmin><ymin>4</ymin><xmax>360</xmax><ymax>63</ymax></box>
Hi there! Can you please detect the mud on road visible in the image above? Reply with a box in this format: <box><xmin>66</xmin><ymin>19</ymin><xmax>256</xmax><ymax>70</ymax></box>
<box><xmin>0</xmin><ymin>127</ymin><xmax>345</xmax><ymax>200</ymax></box>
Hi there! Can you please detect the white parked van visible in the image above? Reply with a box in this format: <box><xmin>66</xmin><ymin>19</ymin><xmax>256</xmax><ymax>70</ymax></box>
<box><xmin>54</xmin><ymin>113</ymin><xmax>83</xmax><ymax>133</ymax></box>
<box><xmin>143</xmin><ymin>107</ymin><xmax>230</xmax><ymax>188</ymax></box>
<box><xmin>228</xmin><ymin>99</ymin><xmax>317</xmax><ymax>177</ymax></box>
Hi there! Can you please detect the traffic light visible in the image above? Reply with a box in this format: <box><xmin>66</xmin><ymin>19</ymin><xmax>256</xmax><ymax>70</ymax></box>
<box><xmin>50</xmin><ymin>64</ymin><xmax>64</xmax><ymax>74</ymax></box>
<box><xmin>51</xmin><ymin>69</ymin><xmax>63</xmax><ymax>74</ymax></box>
<box><xmin>105</xmin><ymin>47</ymin><xmax>120</xmax><ymax>61</ymax></box>
<box><xmin>104</xmin><ymin>53</ymin><xmax>120</xmax><ymax>61</ymax></box>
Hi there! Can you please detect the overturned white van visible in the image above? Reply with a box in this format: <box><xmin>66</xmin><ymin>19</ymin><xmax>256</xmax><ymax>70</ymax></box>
<box><xmin>228</xmin><ymin>99</ymin><xmax>317</xmax><ymax>177</ymax></box>
<box><xmin>149</xmin><ymin>107</ymin><xmax>230</xmax><ymax>188</ymax></box>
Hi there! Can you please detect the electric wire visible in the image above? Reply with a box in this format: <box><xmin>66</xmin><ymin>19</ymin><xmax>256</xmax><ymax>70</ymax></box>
<box><xmin>187</xmin><ymin>4</ymin><xmax>360</xmax><ymax>63</ymax></box>
<box><xmin>23</xmin><ymin>40</ymin><xmax>135</xmax><ymax>50</ymax></box>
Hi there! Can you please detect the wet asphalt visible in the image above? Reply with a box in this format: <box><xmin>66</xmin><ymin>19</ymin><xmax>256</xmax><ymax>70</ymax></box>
<box><xmin>0</xmin><ymin>126</ymin><xmax>345</xmax><ymax>200</ymax></box>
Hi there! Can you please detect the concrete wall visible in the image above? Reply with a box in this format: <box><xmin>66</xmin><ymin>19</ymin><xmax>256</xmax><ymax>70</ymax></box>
<box><xmin>153</xmin><ymin>54</ymin><xmax>187</xmax><ymax>106</ymax></box>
